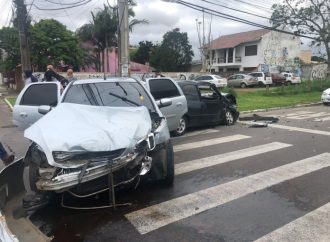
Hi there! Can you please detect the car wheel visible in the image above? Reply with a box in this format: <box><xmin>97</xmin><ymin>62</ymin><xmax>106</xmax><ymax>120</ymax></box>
<box><xmin>173</xmin><ymin>116</ymin><xmax>187</xmax><ymax>136</ymax></box>
<box><xmin>286</xmin><ymin>81</ymin><xmax>292</xmax><ymax>86</ymax></box>
<box><xmin>163</xmin><ymin>141</ymin><xmax>174</xmax><ymax>186</ymax></box>
<box><xmin>29</xmin><ymin>161</ymin><xmax>40</xmax><ymax>192</ymax></box>
<box><xmin>224</xmin><ymin>109</ymin><xmax>235</xmax><ymax>125</ymax></box>
<box><xmin>180</xmin><ymin>74</ymin><xmax>186</xmax><ymax>80</ymax></box>
<box><xmin>258</xmin><ymin>81</ymin><xmax>264</xmax><ymax>87</ymax></box>
<box><xmin>240</xmin><ymin>83</ymin><xmax>247</xmax><ymax>88</ymax></box>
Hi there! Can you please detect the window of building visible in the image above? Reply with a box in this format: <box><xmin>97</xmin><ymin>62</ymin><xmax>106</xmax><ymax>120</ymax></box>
<box><xmin>245</xmin><ymin>45</ymin><xmax>258</xmax><ymax>56</ymax></box>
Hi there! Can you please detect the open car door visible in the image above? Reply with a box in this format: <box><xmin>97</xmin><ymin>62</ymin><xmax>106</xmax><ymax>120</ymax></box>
<box><xmin>12</xmin><ymin>82</ymin><xmax>61</xmax><ymax>130</ymax></box>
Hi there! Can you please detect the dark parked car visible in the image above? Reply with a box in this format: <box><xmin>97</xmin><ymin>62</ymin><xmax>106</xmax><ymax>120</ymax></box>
<box><xmin>271</xmin><ymin>73</ymin><xmax>286</xmax><ymax>85</ymax></box>
<box><xmin>177</xmin><ymin>81</ymin><xmax>239</xmax><ymax>133</ymax></box>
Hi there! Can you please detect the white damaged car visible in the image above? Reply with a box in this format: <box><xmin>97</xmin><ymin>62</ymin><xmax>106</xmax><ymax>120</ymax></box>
<box><xmin>13</xmin><ymin>78</ymin><xmax>174</xmax><ymax>195</ymax></box>
<box><xmin>321</xmin><ymin>88</ymin><xmax>330</xmax><ymax>105</ymax></box>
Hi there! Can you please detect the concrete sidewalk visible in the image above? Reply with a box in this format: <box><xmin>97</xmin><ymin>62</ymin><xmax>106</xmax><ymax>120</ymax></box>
<box><xmin>0</xmin><ymin>85</ymin><xmax>29</xmax><ymax>169</ymax></box>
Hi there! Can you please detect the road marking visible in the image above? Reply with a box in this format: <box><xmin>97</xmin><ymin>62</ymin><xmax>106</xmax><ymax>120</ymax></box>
<box><xmin>287</xmin><ymin>112</ymin><xmax>329</xmax><ymax>120</ymax></box>
<box><xmin>172</xmin><ymin>129</ymin><xmax>219</xmax><ymax>139</ymax></box>
<box><xmin>284</xmin><ymin>111</ymin><xmax>313</xmax><ymax>117</ymax></box>
<box><xmin>314</xmin><ymin>116</ymin><xmax>330</xmax><ymax>122</ymax></box>
<box><xmin>270</xmin><ymin>124</ymin><xmax>330</xmax><ymax>136</ymax></box>
<box><xmin>175</xmin><ymin>142</ymin><xmax>292</xmax><ymax>175</ymax></box>
<box><xmin>174</xmin><ymin>134</ymin><xmax>250</xmax><ymax>152</ymax></box>
<box><xmin>126</xmin><ymin>153</ymin><xmax>330</xmax><ymax>235</ymax></box>
<box><xmin>255</xmin><ymin>202</ymin><xmax>330</xmax><ymax>242</ymax></box>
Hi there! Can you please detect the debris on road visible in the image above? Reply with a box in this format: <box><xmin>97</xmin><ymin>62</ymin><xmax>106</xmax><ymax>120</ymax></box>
<box><xmin>239</xmin><ymin>114</ymin><xmax>279</xmax><ymax>128</ymax></box>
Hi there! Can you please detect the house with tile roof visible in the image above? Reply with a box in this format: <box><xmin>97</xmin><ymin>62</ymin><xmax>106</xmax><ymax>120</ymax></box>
<box><xmin>207</xmin><ymin>29</ymin><xmax>302</xmax><ymax>73</ymax></box>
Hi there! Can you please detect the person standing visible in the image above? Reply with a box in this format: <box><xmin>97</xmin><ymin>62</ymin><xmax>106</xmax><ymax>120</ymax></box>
<box><xmin>0</xmin><ymin>142</ymin><xmax>14</xmax><ymax>165</ymax></box>
<box><xmin>44</xmin><ymin>64</ymin><xmax>68</xmax><ymax>88</ymax></box>
<box><xmin>66</xmin><ymin>69</ymin><xmax>77</xmax><ymax>82</ymax></box>
<box><xmin>24</xmin><ymin>70</ymin><xmax>38</xmax><ymax>86</ymax></box>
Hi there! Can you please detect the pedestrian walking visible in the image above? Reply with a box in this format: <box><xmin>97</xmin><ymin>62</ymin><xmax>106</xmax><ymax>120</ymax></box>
<box><xmin>0</xmin><ymin>142</ymin><xmax>14</xmax><ymax>165</ymax></box>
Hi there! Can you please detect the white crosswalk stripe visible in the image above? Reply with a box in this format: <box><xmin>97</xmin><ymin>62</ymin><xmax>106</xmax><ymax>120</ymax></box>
<box><xmin>174</xmin><ymin>134</ymin><xmax>250</xmax><ymax>152</ymax></box>
<box><xmin>255</xmin><ymin>202</ymin><xmax>330</xmax><ymax>241</ymax></box>
<box><xmin>278</xmin><ymin>111</ymin><xmax>330</xmax><ymax>121</ymax></box>
<box><xmin>270</xmin><ymin>124</ymin><xmax>330</xmax><ymax>136</ymax></box>
<box><xmin>126</xmin><ymin>151</ymin><xmax>330</xmax><ymax>235</ymax></box>
<box><xmin>172</xmin><ymin>129</ymin><xmax>220</xmax><ymax>139</ymax></box>
<box><xmin>175</xmin><ymin>142</ymin><xmax>292</xmax><ymax>175</ymax></box>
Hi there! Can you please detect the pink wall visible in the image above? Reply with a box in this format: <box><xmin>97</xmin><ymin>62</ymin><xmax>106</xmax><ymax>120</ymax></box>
<box><xmin>80</xmin><ymin>47</ymin><xmax>152</xmax><ymax>74</ymax></box>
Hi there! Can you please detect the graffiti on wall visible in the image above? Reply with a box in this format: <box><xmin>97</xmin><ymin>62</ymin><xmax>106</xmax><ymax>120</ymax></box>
<box><xmin>310</xmin><ymin>64</ymin><xmax>328</xmax><ymax>80</ymax></box>
<box><xmin>263</xmin><ymin>31</ymin><xmax>300</xmax><ymax>74</ymax></box>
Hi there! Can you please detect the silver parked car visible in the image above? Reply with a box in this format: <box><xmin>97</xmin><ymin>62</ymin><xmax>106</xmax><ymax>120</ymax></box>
<box><xmin>145</xmin><ymin>77</ymin><xmax>188</xmax><ymax>136</ymax></box>
<box><xmin>13</xmin><ymin>78</ymin><xmax>174</xmax><ymax>194</ymax></box>
<box><xmin>227</xmin><ymin>74</ymin><xmax>258</xmax><ymax>88</ymax></box>
<box><xmin>194</xmin><ymin>74</ymin><xmax>227</xmax><ymax>87</ymax></box>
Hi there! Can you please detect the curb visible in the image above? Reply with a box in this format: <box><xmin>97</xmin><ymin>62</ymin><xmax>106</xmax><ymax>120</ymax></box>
<box><xmin>3</xmin><ymin>98</ymin><xmax>13</xmax><ymax>112</ymax></box>
<box><xmin>240</xmin><ymin>102</ymin><xmax>322</xmax><ymax>114</ymax></box>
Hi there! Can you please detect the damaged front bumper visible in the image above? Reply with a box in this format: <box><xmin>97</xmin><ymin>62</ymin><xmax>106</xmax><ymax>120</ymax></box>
<box><xmin>36</xmin><ymin>152</ymin><xmax>152</xmax><ymax>192</ymax></box>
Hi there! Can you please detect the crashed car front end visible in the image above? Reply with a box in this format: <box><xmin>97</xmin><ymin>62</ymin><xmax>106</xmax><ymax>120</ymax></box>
<box><xmin>24</xmin><ymin>103</ymin><xmax>166</xmax><ymax>193</ymax></box>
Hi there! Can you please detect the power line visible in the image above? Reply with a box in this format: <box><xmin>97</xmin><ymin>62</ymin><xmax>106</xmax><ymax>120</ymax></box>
<box><xmin>32</xmin><ymin>0</ymin><xmax>93</xmax><ymax>11</ymax></box>
<box><xmin>197</xmin><ymin>0</ymin><xmax>270</xmax><ymax>20</ymax></box>
<box><xmin>176</xmin><ymin>0</ymin><xmax>318</xmax><ymax>40</ymax></box>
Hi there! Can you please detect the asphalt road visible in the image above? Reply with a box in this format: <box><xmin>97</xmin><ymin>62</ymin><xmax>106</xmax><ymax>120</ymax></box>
<box><xmin>3</xmin><ymin>103</ymin><xmax>330</xmax><ymax>241</ymax></box>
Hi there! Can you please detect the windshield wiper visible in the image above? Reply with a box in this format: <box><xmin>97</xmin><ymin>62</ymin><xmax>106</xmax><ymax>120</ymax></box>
<box><xmin>108</xmin><ymin>91</ymin><xmax>141</xmax><ymax>107</ymax></box>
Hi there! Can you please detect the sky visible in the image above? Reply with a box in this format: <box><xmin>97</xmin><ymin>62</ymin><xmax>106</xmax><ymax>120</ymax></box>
<box><xmin>0</xmin><ymin>0</ymin><xmax>302</xmax><ymax>60</ymax></box>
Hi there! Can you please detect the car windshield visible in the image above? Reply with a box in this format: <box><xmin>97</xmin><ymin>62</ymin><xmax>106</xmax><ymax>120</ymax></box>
<box><xmin>62</xmin><ymin>81</ymin><xmax>155</xmax><ymax>112</ymax></box>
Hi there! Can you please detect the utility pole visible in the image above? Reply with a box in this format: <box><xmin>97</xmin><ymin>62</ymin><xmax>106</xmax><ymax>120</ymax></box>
<box><xmin>118</xmin><ymin>0</ymin><xmax>129</xmax><ymax>77</ymax></box>
<box><xmin>14</xmin><ymin>0</ymin><xmax>31</xmax><ymax>90</ymax></box>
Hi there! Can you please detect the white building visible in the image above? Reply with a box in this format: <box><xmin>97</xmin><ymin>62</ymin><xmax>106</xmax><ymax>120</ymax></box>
<box><xmin>208</xmin><ymin>29</ymin><xmax>301</xmax><ymax>73</ymax></box>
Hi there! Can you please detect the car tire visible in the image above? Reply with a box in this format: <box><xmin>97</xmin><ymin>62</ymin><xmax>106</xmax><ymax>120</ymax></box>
<box><xmin>240</xmin><ymin>83</ymin><xmax>247</xmax><ymax>88</ymax></box>
<box><xmin>173</xmin><ymin>116</ymin><xmax>187</xmax><ymax>136</ymax></box>
<box><xmin>29</xmin><ymin>161</ymin><xmax>40</xmax><ymax>192</ymax></box>
<box><xmin>180</xmin><ymin>74</ymin><xmax>186</xmax><ymax>80</ymax></box>
<box><xmin>258</xmin><ymin>81</ymin><xmax>264</xmax><ymax>87</ymax></box>
<box><xmin>286</xmin><ymin>81</ymin><xmax>292</xmax><ymax>86</ymax></box>
<box><xmin>224</xmin><ymin>109</ymin><xmax>235</xmax><ymax>125</ymax></box>
<box><xmin>163</xmin><ymin>141</ymin><xmax>174</xmax><ymax>186</ymax></box>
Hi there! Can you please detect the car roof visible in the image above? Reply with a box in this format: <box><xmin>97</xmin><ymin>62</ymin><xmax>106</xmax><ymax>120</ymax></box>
<box><xmin>72</xmin><ymin>77</ymin><xmax>138</xmax><ymax>85</ymax></box>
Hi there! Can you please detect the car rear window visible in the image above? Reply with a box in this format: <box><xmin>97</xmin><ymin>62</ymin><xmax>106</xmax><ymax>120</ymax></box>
<box><xmin>63</xmin><ymin>82</ymin><xmax>155</xmax><ymax>111</ymax></box>
<box><xmin>148</xmin><ymin>78</ymin><xmax>180</xmax><ymax>100</ymax></box>
<box><xmin>20</xmin><ymin>83</ymin><xmax>58</xmax><ymax>106</ymax></box>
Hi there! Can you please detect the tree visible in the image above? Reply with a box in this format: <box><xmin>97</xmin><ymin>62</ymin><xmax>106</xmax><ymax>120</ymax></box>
<box><xmin>150</xmin><ymin>29</ymin><xmax>194</xmax><ymax>71</ymax></box>
<box><xmin>77</xmin><ymin>2</ymin><xmax>147</xmax><ymax>72</ymax></box>
<box><xmin>30</xmin><ymin>19</ymin><xmax>84</xmax><ymax>71</ymax></box>
<box><xmin>77</xmin><ymin>5</ymin><xmax>117</xmax><ymax>72</ymax></box>
<box><xmin>271</xmin><ymin>0</ymin><xmax>330</xmax><ymax>70</ymax></box>
<box><xmin>0</xmin><ymin>27</ymin><xmax>20</xmax><ymax>73</ymax></box>
<box><xmin>131</xmin><ymin>41</ymin><xmax>154</xmax><ymax>64</ymax></box>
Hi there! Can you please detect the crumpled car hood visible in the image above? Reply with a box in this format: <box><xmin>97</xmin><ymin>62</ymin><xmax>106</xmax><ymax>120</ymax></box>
<box><xmin>24</xmin><ymin>103</ymin><xmax>152</xmax><ymax>167</ymax></box>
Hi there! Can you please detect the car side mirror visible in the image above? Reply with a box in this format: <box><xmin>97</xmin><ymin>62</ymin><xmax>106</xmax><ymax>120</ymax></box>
<box><xmin>38</xmin><ymin>105</ymin><xmax>52</xmax><ymax>115</ymax></box>
<box><xmin>156</xmin><ymin>98</ymin><xmax>172</xmax><ymax>108</ymax></box>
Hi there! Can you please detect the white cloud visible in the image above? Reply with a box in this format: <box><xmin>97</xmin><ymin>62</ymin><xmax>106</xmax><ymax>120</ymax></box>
<box><xmin>0</xmin><ymin>0</ymin><xmax>277</xmax><ymax>59</ymax></box>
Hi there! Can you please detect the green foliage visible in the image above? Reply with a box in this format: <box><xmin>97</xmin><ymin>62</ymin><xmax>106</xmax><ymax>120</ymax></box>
<box><xmin>236</xmin><ymin>80</ymin><xmax>330</xmax><ymax>111</ymax></box>
<box><xmin>30</xmin><ymin>19</ymin><xmax>84</xmax><ymax>71</ymax></box>
<box><xmin>271</xmin><ymin>1</ymin><xmax>330</xmax><ymax>67</ymax></box>
<box><xmin>150</xmin><ymin>29</ymin><xmax>194</xmax><ymax>72</ymax></box>
<box><xmin>221</xmin><ymin>86</ymin><xmax>237</xmax><ymax>98</ymax></box>
<box><xmin>131</xmin><ymin>41</ymin><xmax>153</xmax><ymax>64</ymax></box>
<box><xmin>0</xmin><ymin>27</ymin><xmax>20</xmax><ymax>73</ymax></box>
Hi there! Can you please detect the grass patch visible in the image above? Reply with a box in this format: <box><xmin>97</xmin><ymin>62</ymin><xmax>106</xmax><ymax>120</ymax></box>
<box><xmin>235</xmin><ymin>80</ymin><xmax>330</xmax><ymax>111</ymax></box>
<box><xmin>5</xmin><ymin>97</ymin><xmax>16</xmax><ymax>106</ymax></box>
